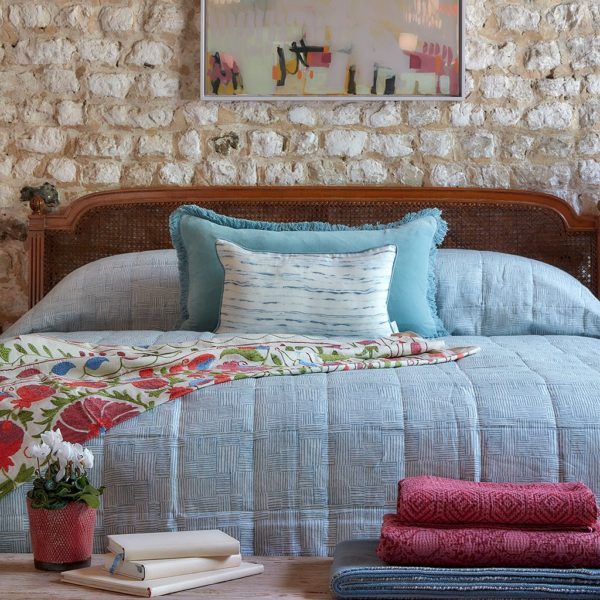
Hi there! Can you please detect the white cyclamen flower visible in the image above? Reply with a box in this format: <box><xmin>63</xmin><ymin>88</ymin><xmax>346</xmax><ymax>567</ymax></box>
<box><xmin>30</xmin><ymin>443</ymin><xmax>51</xmax><ymax>460</ymax></box>
<box><xmin>41</xmin><ymin>429</ymin><xmax>63</xmax><ymax>451</ymax></box>
<box><xmin>55</xmin><ymin>441</ymin><xmax>78</xmax><ymax>466</ymax></box>
<box><xmin>81</xmin><ymin>448</ymin><xmax>94</xmax><ymax>470</ymax></box>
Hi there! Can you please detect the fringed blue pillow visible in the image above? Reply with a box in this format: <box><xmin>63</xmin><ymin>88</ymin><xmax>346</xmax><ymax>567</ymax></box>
<box><xmin>169</xmin><ymin>206</ymin><xmax>448</xmax><ymax>338</ymax></box>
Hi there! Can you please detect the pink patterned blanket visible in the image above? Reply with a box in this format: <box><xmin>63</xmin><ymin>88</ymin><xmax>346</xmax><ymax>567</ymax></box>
<box><xmin>0</xmin><ymin>333</ymin><xmax>479</xmax><ymax>498</ymax></box>
<box><xmin>397</xmin><ymin>476</ymin><xmax>598</xmax><ymax>529</ymax></box>
<box><xmin>378</xmin><ymin>513</ymin><xmax>600</xmax><ymax>568</ymax></box>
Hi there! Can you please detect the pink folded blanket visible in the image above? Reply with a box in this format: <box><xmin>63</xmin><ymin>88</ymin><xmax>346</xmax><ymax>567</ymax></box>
<box><xmin>397</xmin><ymin>476</ymin><xmax>598</xmax><ymax>529</ymax></box>
<box><xmin>378</xmin><ymin>514</ymin><xmax>600</xmax><ymax>568</ymax></box>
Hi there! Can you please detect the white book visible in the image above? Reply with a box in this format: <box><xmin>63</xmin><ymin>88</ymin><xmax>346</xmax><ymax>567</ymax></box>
<box><xmin>106</xmin><ymin>530</ymin><xmax>240</xmax><ymax>560</ymax></box>
<box><xmin>61</xmin><ymin>562</ymin><xmax>264</xmax><ymax>597</ymax></box>
<box><xmin>102</xmin><ymin>552</ymin><xmax>243</xmax><ymax>580</ymax></box>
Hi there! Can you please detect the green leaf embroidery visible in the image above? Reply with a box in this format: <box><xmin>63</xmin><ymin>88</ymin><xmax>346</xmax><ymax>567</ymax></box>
<box><xmin>0</xmin><ymin>344</ymin><xmax>11</xmax><ymax>362</ymax></box>
<box><xmin>220</xmin><ymin>348</ymin><xmax>265</xmax><ymax>363</ymax></box>
<box><xmin>14</xmin><ymin>344</ymin><xmax>27</xmax><ymax>355</ymax></box>
<box><xmin>270</xmin><ymin>354</ymin><xmax>282</xmax><ymax>366</ymax></box>
<box><xmin>27</xmin><ymin>344</ymin><xmax>41</xmax><ymax>356</ymax></box>
<box><xmin>17</xmin><ymin>410</ymin><xmax>34</xmax><ymax>427</ymax></box>
<box><xmin>14</xmin><ymin>463</ymin><xmax>35</xmax><ymax>484</ymax></box>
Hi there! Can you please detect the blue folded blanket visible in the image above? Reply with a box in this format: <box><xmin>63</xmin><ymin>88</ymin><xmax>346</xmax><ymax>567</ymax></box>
<box><xmin>330</xmin><ymin>540</ymin><xmax>600</xmax><ymax>599</ymax></box>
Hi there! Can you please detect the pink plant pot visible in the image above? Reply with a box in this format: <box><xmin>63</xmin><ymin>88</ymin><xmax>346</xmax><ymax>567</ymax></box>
<box><xmin>27</xmin><ymin>497</ymin><xmax>97</xmax><ymax>571</ymax></box>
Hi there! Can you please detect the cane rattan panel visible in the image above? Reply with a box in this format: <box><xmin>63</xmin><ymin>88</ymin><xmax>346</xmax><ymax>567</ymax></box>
<box><xmin>32</xmin><ymin>186</ymin><xmax>599</xmax><ymax>302</ymax></box>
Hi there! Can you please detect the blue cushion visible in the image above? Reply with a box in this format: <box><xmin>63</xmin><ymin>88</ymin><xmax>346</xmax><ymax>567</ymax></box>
<box><xmin>436</xmin><ymin>249</ymin><xmax>600</xmax><ymax>337</ymax></box>
<box><xmin>169</xmin><ymin>206</ymin><xmax>448</xmax><ymax>337</ymax></box>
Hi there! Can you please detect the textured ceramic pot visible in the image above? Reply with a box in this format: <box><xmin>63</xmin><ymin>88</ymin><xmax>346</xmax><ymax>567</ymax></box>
<box><xmin>27</xmin><ymin>497</ymin><xmax>96</xmax><ymax>571</ymax></box>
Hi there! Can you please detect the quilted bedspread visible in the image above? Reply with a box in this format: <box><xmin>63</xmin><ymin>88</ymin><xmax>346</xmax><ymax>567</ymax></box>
<box><xmin>1</xmin><ymin>331</ymin><xmax>600</xmax><ymax>557</ymax></box>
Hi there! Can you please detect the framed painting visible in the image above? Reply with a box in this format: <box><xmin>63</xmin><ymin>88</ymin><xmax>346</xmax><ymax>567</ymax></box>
<box><xmin>201</xmin><ymin>0</ymin><xmax>464</xmax><ymax>101</ymax></box>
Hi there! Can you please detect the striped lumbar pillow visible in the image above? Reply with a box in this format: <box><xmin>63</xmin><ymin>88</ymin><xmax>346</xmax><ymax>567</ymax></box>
<box><xmin>214</xmin><ymin>239</ymin><xmax>397</xmax><ymax>337</ymax></box>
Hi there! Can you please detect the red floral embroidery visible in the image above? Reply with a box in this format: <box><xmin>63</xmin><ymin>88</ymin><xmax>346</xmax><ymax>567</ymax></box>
<box><xmin>55</xmin><ymin>397</ymin><xmax>141</xmax><ymax>443</ymax></box>
<box><xmin>0</xmin><ymin>420</ymin><xmax>24</xmax><ymax>470</ymax></box>
<box><xmin>12</xmin><ymin>384</ymin><xmax>55</xmax><ymax>408</ymax></box>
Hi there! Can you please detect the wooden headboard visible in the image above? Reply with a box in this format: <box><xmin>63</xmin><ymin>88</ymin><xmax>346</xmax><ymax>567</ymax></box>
<box><xmin>27</xmin><ymin>186</ymin><xmax>600</xmax><ymax>307</ymax></box>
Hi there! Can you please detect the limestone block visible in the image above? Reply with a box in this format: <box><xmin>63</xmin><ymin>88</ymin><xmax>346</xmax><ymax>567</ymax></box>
<box><xmin>84</xmin><ymin>161</ymin><xmax>122</xmax><ymax>184</ymax></box>
<box><xmin>15</xmin><ymin>38</ymin><xmax>76</xmax><ymax>65</ymax></box>
<box><xmin>367</xmin><ymin>102</ymin><xmax>402</xmax><ymax>127</ymax></box>
<box><xmin>138</xmin><ymin>134</ymin><xmax>173</xmax><ymax>157</ymax></box>
<box><xmin>369</xmin><ymin>133</ymin><xmax>413</xmax><ymax>157</ymax></box>
<box><xmin>46</xmin><ymin>158</ymin><xmax>77</xmax><ymax>183</ymax></box>
<box><xmin>431</xmin><ymin>164</ymin><xmax>468</xmax><ymax>187</ymax></box>
<box><xmin>418</xmin><ymin>131</ymin><xmax>453</xmax><ymax>157</ymax></box>
<box><xmin>580</xmin><ymin>100</ymin><xmax>600</xmax><ymax>127</ymax></box>
<box><xmin>184</xmin><ymin>102</ymin><xmax>218</xmax><ymax>126</ymax></box>
<box><xmin>76</xmin><ymin>135</ymin><xmax>133</xmax><ymax>158</ymax></box>
<box><xmin>347</xmin><ymin>159</ymin><xmax>387</xmax><ymax>183</ymax></box>
<box><xmin>501</xmin><ymin>135</ymin><xmax>534</xmax><ymax>160</ymax></box>
<box><xmin>126</xmin><ymin>41</ymin><xmax>173</xmax><ymax>66</ymax></box>
<box><xmin>586</xmin><ymin>75</ymin><xmax>600</xmax><ymax>94</ymax></box>
<box><xmin>43</xmin><ymin>69</ymin><xmax>80</xmax><ymax>94</ymax></box>
<box><xmin>145</xmin><ymin>3</ymin><xmax>186</xmax><ymax>33</ymax></box>
<box><xmin>0</xmin><ymin>103</ymin><xmax>16</xmax><ymax>124</ymax></box>
<box><xmin>250</xmin><ymin>131</ymin><xmax>285</xmax><ymax>157</ymax></box>
<box><xmin>56</xmin><ymin>101</ymin><xmax>84</xmax><ymax>126</ymax></box>
<box><xmin>88</xmin><ymin>73</ymin><xmax>134</xmax><ymax>98</ymax></box>
<box><xmin>9</xmin><ymin>5</ymin><xmax>52</xmax><ymax>28</ymax></box>
<box><xmin>291</xmin><ymin>132</ymin><xmax>318</xmax><ymax>155</ymax></box>
<box><xmin>491</xmin><ymin>107</ymin><xmax>522</xmax><ymax>126</ymax></box>
<box><xmin>55</xmin><ymin>5</ymin><xmax>89</xmax><ymax>30</ymax></box>
<box><xmin>178</xmin><ymin>130</ymin><xmax>201</xmax><ymax>160</ymax></box>
<box><xmin>138</xmin><ymin>72</ymin><xmax>180</xmax><ymax>98</ymax></box>
<box><xmin>568</xmin><ymin>37</ymin><xmax>600</xmax><ymax>69</ymax></box>
<box><xmin>578</xmin><ymin>132</ymin><xmax>600</xmax><ymax>155</ymax></box>
<box><xmin>322</xmin><ymin>104</ymin><xmax>362</xmax><ymax>126</ymax></box>
<box><xmin>265</xmin><ymin>162</ymin><xmax>305</xmax><ymax>185</ymax></box>
<box><xmin>394</xmin><ymin>163</ymin><xmax>424</xmax><ymax>186</ymax></box>
<box><xmin>325</xmin><ymin>130</ymin><xmax>367</xmax><ymax>157</ymax></box>
<box><xmin>580</xmin><ymin>160</ymin><xmax>600</xmax><ymax>184</ymax></box>
<box><xmin>14</xmin><ymin>156</ymin><xmax>42</xmax><ymax>179</ymax></box>
<box><xmin>230</xmin><ymin>102</ymin><xmax>274</xmax><ymax>124</ymax></box>
<box><xmin>462</xmin><ymin>132</ymin><xmax>496</xmax><ymax>159</ymax></box>
<box><xmin>78</xmin><ymin>39</ymin><xmax>121</xmax><ymax>65</ymax></box>
<box><xmin>526</xmin><ymin>102</ymin><xmax>573</xmax><ymax>130</ymax></box>
<box><xmin>535</xmin><ymin>135</ymin><xmax>574</xmax><ymax>158</ymax></box>
<box><xmin>525</xmin><ymin>41</ymin><xmax>561</xmax><ymax>71</ymax></box>
<box><xmin>288</xmin><ymin>106</ymin><xmax>316</xmax><ymax>127</ymax></box>
<box><xmin>206</xmin><ymin>159</ymin><xmax>237</xmax><ymax>185</ymax></box>
<box><xmin>546</xmin><ymin>3</ymin><xmax>589</xmax><ymax>30</ymax></box>
<box><xmin>497</xmin><ymin>5</ymin><xmax>540</xmax><ymax>31</ymax></box>
<box><xmin>450</xmin><ymin>103</ymin><xmax>484</xmax><ymax>127</ymax></box>
<box><xmin>20</xmin><ymin>99</ymin><xmax>54</xmax><ymax>125</ymax></box>
<box><xmin>124</xmin><ymin>164</ymin><xmax>156</xmax><ymax>186</ymax></box>
<box><xmin>471</xmin><ymin>165</ymin><xmax>511</xmax><ymax>188</ymax></box>
<box><xmin>407</xmin><ymin>104</ymin><xmax>440</xmax><ymax>127</ymax></box>
<box><xmin>159</xmin><ymin>162</ymin><xmax>194</xmax><ymax>185</ymax></box>
<box><xmin>99</xmin><ymin>7</ymin><xmax>135</xmax><ymax>32</ymax></box>
<box><xmin>18</xmin><ymin>127</ymin><xmax>65</xmax><ymax>154</ymax></box>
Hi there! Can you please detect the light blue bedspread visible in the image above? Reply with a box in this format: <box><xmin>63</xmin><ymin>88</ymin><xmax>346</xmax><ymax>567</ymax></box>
<box><xmin>2</xmin><ymin>331</ymin><xmax>599</xmax><ymax>556</ymax></box>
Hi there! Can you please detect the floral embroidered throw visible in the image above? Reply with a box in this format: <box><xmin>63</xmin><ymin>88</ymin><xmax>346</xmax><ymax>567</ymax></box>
<box><xmin>0</xmin><ymin>333</ymin><xmax>480</xmax><ymax>497</ymax></box>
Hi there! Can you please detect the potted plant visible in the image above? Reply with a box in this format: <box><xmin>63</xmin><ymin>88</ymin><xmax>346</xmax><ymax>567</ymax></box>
<box><xmin>26</xmin><ymin>429</ymin><xmax>104</xmax><ymax>571</ymax></box>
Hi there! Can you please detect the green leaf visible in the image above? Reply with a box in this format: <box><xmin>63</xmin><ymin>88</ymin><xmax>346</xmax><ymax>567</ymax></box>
<box><xmin>79</xmin><ymin>494</ymin><xmax>99</xmax><ymax>508</ymax></box>
<box><xmin>270</xmin><ymin>354</ymin><xmax>282</xmax><ymax>366</ymax></box>
<box><xmin>27</xmin><ymin>344</ymin><xmax>41</xmax><ymax>356</ymax></box>
<box><xmin>0</xmin><ymin>409</ymin><xmax>12</xmax><ymax>418</ymax></box>
<box><xmin>14</xmin><ymin>344</ymin><xmax>27</xmax><ymax>355</ymax></box>
<box><xmin>0</xmin><ymin>478</ymin><xmax>16</xmax><ymax>498</ymax></box>
<box><xmin>220</xmin><ymin>348</ymin><xmax>265</xmax><ymax>362</ymax></box>
<box><xmin>14</xmin><ymin>463</ymin><xmax>35</xmax><ymax>484</ymax></box>
<box><xmin>0</xmin><ymin>344</ymin><xmax>11</xmax><ymax>362</ymax></box>
<box><xmin>233</xmin><ymin>373</ymin><xmax>248</xmax><ymax>380</ymax></box>
<box><xmin>42</xmin><ymin>345</ymin><xmax>53</xmax><ymax>357</ymax></box>
<box><xmin>17</xmin><ymin>410</ymin><xmax>34</xmax><ymax>427</ymax></box>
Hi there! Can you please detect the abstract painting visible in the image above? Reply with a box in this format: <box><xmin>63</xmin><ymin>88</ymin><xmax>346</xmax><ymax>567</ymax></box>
<box><xmin>201</xmin><ymin>0</ymin><xmax>463</xmax><ymax>100</ymax></box>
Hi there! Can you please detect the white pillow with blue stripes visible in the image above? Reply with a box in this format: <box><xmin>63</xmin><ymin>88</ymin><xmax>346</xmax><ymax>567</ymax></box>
<box><xmin>215</xmin><ymin>239</ymin><xmax>398</xmax><ymax>337</ymax></box>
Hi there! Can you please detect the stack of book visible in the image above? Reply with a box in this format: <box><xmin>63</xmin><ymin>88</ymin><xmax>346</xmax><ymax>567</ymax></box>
<box><xmin>61</xmin><ymin>530</ymin><xmax>264</xmax><ymax>597</ymax></box>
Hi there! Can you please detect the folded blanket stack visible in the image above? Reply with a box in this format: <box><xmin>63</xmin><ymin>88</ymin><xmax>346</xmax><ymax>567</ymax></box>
<box><xmin>377</xmin><ymin>476</ymin><xmax>600</xmax><ymax>568</ymax></box>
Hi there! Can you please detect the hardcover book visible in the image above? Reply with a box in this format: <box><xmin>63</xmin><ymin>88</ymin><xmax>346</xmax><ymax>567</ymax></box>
<box><xmin>106</xmin><ymin>530</ymin><xmax>240</xmax><ymax>560</ymax></box>
<box><xmin>103</xmin><ymin>552</ymin><xmax>243</xmax><ymax>580</ymax></box>
<box><xmin>61</xmin><ymin>562</ymin><xmax>264</xmax><ymax>597</ymax></box>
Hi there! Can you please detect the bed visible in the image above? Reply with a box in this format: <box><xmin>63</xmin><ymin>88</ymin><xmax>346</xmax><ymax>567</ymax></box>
<box><xmin>1</xmin><ymin>185</ymin><xmax>599</xmax><ymax>557</ymax></box>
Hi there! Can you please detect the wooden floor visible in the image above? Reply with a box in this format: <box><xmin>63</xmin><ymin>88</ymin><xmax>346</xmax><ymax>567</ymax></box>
<box><xmin>0</xmin><ymin>554</ymin><xmax>334</xmax><ymax>599</ymax></box>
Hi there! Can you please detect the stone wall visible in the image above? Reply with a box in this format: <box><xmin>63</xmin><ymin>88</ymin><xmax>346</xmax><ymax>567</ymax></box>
<box><xmin>0</xmin><ymin>0</ymin><xmax>599</xmax><ymax>328</ymax></box>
